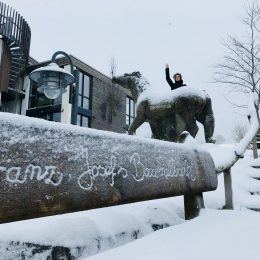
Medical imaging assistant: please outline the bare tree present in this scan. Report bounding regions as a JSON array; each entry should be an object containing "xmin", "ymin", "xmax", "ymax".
[
  {"xmin": 108, "ymin": 58, "xmax": 121, "ymax": 122},
  {"xmin": 215, "ymin": 1, "xmax": 260, "ymax": 95},
  {"xmin": 214, "ymin": 1, "xmax": 260, "ymax": 158},
  {"xmin": 110, "ymin": 57, "xmax": 117, "ymax": 79}
]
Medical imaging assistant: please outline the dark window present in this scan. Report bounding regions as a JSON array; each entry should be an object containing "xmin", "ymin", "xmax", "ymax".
[
  {"xmin": 78, "ymin": 72, "xmax": 91, "ymax": 110},
  {"xmin": 39, "ymin": 112, "xmax": 61, "ymax": 122},
  {"xmin": 126, "ymin": 97, "xmax": 135, "ymax": 129},
  {"xmin": 77, "ymin": 114, "xmax": 90, "ymax": 127},
  {"xmin": 76, "ymin": 71, "xmax": 92, "ymax": 127},
  {"xmin": 28, "ymin": 81, "xmax": 62, "ymax": 122},
  {"xmin": 29, "ymin": 81, "xmax": 62, "ymax": 108}
]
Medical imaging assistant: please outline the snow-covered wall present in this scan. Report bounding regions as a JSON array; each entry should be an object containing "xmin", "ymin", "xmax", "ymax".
[{"xmin": 0, "ymin": 112, "xmax": 217, "ymax": 223}]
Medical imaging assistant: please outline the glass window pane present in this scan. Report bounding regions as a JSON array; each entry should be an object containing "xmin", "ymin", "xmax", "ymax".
[
  {"xmin": 130, "ymin": 99, "xmax": 135, "ymax": 117},
  {"xmin": 78, "ymin": 72, "xmax": 83, "ymax": 95},
  {"xmin": 82, "ymin": 116, "xmax": 89, "ymax": 127},
  {"xmin": 37, "ymin": 95, "xmax": 52, "ymax": 107},
  {"xmin": 52, "ymin": 112, "xmax": 61, "ymax": 122},
  {"xmin": 77, "ymin": 114, "xmax": 81, "ymax": 126},
  {"xmin": 83, "ymin": 75, "xmax": 90, "ymax": 97},
  {"xmin": 126, "ymin": 98, "xmax": 130, "ymax": 115},
  {"xmin": 78, "ymin": 95, "xmax": 82, "ymax": 107},
  {"xmin": 31, "ymin": 82, "xmax": 38, "ymax": 95},
  {"xmin": 53, "ymin": 92, "xmax": 62, "ymax": 105},
  {"xmin": 83, "ymin": 97, "xmax": 89, "ymax": 110},
  {"xmin": 30, "ymin": 97, "xmax": 38, "ymax": 108}
]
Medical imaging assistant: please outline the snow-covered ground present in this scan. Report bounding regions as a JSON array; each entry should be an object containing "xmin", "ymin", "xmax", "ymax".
[
  {"xmin": 0, "ymin": 149, "xmax": 259, "ymax": 259},
  {"xmin": 87, "ymin": 210, "xmax": 260, "ymax": 260},
  {"xmin": 86, "ymin": 150, "xmax": 260, "ymax": 260}
]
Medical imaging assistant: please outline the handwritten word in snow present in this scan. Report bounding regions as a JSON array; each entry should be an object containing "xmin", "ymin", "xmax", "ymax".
[
  {"xmin": 77, "ymin": 151, "xmax": 195, "ymax": 191},
  {"xmin": 0, "ymin": 165, "xmax": 63, "ymax": 186},
  {"xmin": 130, "ymin": 153, "xmax": 195, "ymax": 182},
  {"xmin": 78, "ymin": 155, "xmax": 128, "ymax": 191}
]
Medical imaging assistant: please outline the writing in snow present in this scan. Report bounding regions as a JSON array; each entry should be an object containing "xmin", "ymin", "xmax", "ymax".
[{"xmin": 0, "ymin": 150, "xmax": 196, "ymax": 191}]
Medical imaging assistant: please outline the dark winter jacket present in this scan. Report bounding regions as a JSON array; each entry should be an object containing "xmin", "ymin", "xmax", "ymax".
[{"xmin": 165, "ymin": 68, "xmax": 186, "ymax": 90}]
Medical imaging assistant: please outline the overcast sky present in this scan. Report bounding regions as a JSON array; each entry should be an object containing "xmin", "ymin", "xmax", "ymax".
[{"xmin": 3, "ymin": 0, "xmax": 252, "ymax": 140}]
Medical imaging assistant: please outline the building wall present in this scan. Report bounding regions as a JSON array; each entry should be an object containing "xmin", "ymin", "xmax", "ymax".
[
  {"xmin": 60, "ymin": 85, "xmax": 72, "ymax": 124},
  {"xmin": 69, "ymin": 56, "xmax": 132, "ymax": 133},
  {"xmin": 0, "ymin": 39, "xmax": 2, "ymax": 68},
  {"xmin": 21, "ymin": 76, "xmax": 31, "ymax": 115},
  {"xmin": 91, "ymin": 76, "xmax": 129, "ymax": 133},
  {"xmin": 0, "ymin": 39, "xmax": 11, "ymax": 92}
]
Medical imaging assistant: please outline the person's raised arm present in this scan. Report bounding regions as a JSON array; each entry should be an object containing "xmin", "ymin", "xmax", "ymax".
[{"xmin": 165, "ymin": 64, "xmax": 174, "ymax": 89}]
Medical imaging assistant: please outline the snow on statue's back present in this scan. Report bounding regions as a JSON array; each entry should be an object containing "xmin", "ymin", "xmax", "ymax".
[
  {"xmin": 138, "ymin": 86, "xmax": 207, "ymax": 106},
  {"xmin": 129, "ymin": 86, "xmax": 215, "ymax": 143}
]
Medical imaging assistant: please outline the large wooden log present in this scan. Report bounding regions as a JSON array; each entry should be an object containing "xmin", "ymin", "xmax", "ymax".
[{"xmin": 0, "ymin": 113, "xmax": 217, "ymax": 223}]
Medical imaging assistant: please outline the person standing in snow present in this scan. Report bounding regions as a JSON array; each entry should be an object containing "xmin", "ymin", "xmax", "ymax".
[{"xmin": 165, "ymin": 63, "xmax": 186, "ymax": 90}]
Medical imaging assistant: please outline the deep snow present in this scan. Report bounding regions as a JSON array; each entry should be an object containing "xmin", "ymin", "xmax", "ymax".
[{"xmin": 86, "ymin": 209, "xmax": 260, "ymax": 260}]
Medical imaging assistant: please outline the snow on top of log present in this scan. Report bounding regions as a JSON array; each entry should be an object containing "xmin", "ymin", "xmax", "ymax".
[{"xmin": 0, "ymin": 112, "xmax": 206, "ymax": 153}]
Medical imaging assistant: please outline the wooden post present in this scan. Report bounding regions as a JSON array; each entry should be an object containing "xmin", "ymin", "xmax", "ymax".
[
  {"xmin": 223, "ymin": 168, "xmax": 233, "ymax": 209},
  {"xmin": 252, "ymin": 137, "xmax": 259, "ymax": 159},
  {"xmin": 184, "ymin": 193, "xmax": 205, "ymax": 220}
]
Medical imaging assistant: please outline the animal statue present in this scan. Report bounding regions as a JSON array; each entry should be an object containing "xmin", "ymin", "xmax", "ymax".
[
  {"xmin": 129, "ymin": 87, "xmax": 215, "ymax": 143},
  {"xmin": 113, "ymin": 72, "xmax": 215, "ymax": 143}
]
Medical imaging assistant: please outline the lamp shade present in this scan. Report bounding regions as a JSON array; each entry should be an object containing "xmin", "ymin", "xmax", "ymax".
[{"xmin": 29, "ymin": 63, "xmax": 75, "ymax": 99}]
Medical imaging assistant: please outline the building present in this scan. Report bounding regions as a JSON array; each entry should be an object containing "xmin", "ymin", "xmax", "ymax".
[
  {"xmin": 0, "ymin": 1, "xmax": 31, "ymax": 114},
  {"xmin": 24, "ymin": 55, "xmax": 135, "ymax": 133},
  {"xmin": 0, "ymin": 1, "xmax": 135, "ymax": 134}
]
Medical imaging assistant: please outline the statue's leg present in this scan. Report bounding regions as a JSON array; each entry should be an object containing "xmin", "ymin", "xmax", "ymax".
[
  {"xmin": 175, "ymin": 113, "xmax": 199, "ymax": 141},
  {"xmin": 197, "ymin": 96, "xmax": 215, "ymax": 143},
  {"xmin": 204, "ymin": 115, "xmax": 215, "ymax": 143},
  {"xmin": 128, "ymin": 102, "xmax": 148, "ymax": 135},
  {"xmin": 166, "ymin": 125, "xmax": 177, "ymax": 142},
  {"xmin": 128, "ymin": 115, "xmax": 145, "ymax": 135},
  {"xmin": 149, "ymin": 121, "xmax": 167, "ymax": 140},
  {"xmin": 175, "ymin": 114, "xmax": 187, "ymax": 139},
  {"xmin": 159, "ymin": 116, "xmax": 177, "ymax": 141},
  {"xmin": 184, "ymin": 116, "xmax": 199, "ymax": 138}
]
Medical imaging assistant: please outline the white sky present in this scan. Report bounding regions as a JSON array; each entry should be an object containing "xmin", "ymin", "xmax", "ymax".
[{"xmin": 3, "ymin": 0, "xmax": 252, "ymax": 140}]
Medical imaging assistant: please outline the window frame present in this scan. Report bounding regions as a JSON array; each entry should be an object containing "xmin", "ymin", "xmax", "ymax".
[{"xmin": 126, "ymin": 96, "xmax": 136, "ymax": 129}]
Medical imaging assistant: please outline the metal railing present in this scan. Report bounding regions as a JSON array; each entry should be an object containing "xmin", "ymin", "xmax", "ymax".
[{"xmin": 0, "ymin": 1, "xmax": 31, "ymax": 89}]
